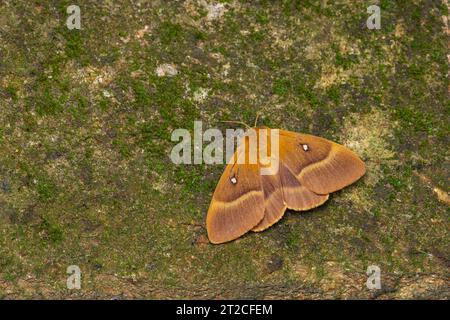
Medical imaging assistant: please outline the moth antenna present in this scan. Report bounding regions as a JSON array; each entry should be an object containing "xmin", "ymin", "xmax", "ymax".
[
  {"xmin": 254, "ymin": 113, "xmax": 260, "ymax": 128},
  {"xmin": 220, "ymin": 120, "xmax": 251, "ymax": 129}
]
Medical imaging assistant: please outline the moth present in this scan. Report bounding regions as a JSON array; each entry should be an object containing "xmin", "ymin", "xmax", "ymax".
[{"xmin": 206, "ymin": 126, "xmax": 366, "ymax": 244}]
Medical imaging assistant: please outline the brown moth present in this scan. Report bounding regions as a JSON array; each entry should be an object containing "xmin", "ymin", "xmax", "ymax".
[{"xmin": 206, "ymin": 127, "xmax": 366, "ymax": 244}]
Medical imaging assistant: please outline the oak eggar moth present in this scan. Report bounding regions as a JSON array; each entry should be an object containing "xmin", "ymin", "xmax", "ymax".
[{"xmin": 206, "ymin": 128, "xmax": 366, "ymax": 244}]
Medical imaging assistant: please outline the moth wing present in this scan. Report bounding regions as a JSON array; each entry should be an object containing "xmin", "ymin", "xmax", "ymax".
[
  {"xmin": 279, "ymin": 130, "xmax": 366, "ymax": 194},
  {"xmin": 206, "ymin": 145, "xmax": 265, "ymax": 243},
  {"xmin": 252, "ymin": 129, "xmax": 328, "ymax": 232},
  {"xmin": 251, "ymin": 162, "xmax": 329, "ymax": 232},
  {"xmin": 279, "ymin": 161, "xmax": 329, "ymax": 211},
  {"xmin": 251, "ymin": 171, "xmax": 286, "ymax": 232}
]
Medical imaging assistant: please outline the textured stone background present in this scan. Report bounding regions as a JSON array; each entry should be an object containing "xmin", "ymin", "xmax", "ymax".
[{"xmin": 0, "ymin": 0, "xmax": 448, "ymax": 299}]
